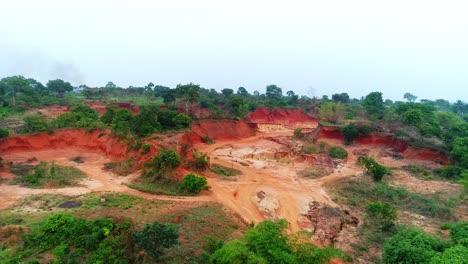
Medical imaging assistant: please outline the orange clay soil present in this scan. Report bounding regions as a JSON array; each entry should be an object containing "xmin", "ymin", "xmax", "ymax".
[{"xmin": 0, "ymin": 124, "xmax": 456, "ymax": 232}]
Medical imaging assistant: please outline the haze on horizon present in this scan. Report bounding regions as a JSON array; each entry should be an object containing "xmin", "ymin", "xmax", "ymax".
[{"xmin": 0, "ymin": 0, "xmax": 467, "ymax": 102}]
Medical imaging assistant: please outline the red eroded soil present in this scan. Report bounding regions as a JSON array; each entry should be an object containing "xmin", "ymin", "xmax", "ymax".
[
  {"xmin": 402, "ymin": 148, "xmax": 449, "ymax": 164},
  {"xmin": 317, "ymin": 126, "xmax": 344, "ymax": 141},
  {"xmin": 247, "ymin": 108, "xmax": 318, "ymax": 127},
  {"xmin": 180, "ymin": 120, "xmax": 255, "ymax": 145},
  {"xmin": 85, "ymin": 101, "xmax": 107, "ymax": 114},
  {"xmin": 316, "ymin": 126, "xmax": 448, "ymax": 163},
  {"xmin": 37, "ymin": 104, "xmax": 71, "ymax": 118},
  {"xmin": 0, "ymin": 129, "xmax": 156, "ymax": 164}
]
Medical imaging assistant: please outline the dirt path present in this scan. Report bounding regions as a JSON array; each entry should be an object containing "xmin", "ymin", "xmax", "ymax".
[{"xmin": 0, "ymin": 131, "xmax": 364, "ymax": 233}]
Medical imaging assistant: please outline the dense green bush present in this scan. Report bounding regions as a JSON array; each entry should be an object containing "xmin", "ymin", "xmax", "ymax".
[
  {"xmin": 358, "ymin": 156, "xmax": 389, "ymax": 182},
  {"xmin": 211, "ymin": 219, "xmax": 347, "ymax": 264},
  {"xmin": 367, "ymin": 202, "xmax": 396, "ymax": 231},
  {"xmin": 182, "ymin": 173, "xmax": 208, "ymax": 193},
  {"xmin": 434, "ymin": 166, "xmax": 464, "ymax": 180},
  {"xmin": 7, "ymin": 213, "xmax": 134, "ymax": 263},
  {"xmin": 341, "ymin": 123, "xmax": 360, "ymax": 145},
  {"xmin": 0, "ymin": 127, "xmax": 9, "ymax": 138},
  {"xmin": 328, "ymin": 146, "xmax": 348, "ymax": 159},
  {"xmin": 132, "ymin": 222, "xmax": 179, "ymax": 260},
  {"xmin": 172, "ymin": 113, "xmax": 192, "ymax": 129},
  {"xmin": 145, "ymin": 149, "xmax": 181, "ymax": 180},
  {"xmin": 22, "ymin": 114, "xmax": 53, "ymax": 133},
  {"xmin": 55, "ymin": 104, "xmax": 101, "ymax": 129},
  {"xmin": 383, "ymin": 223, "xmax": 468, "ymax": 264},
  {"xmin": 450, "ymin": 137, "xmax": 468, "ymax": 169},
  {"xmin": 189, "ymin": 149, "xmax": 210, "ymax": 170}
]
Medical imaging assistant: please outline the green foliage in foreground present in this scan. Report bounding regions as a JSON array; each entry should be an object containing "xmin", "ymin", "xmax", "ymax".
[
  {"xmin": 383, "ymin": 222, "xmax": 468, "ymax": 264},
  {"xmin": 3, "ymin": 213, "xmax": 134, "ymax": 264},
  {"xmin": 143, "ymin": 149, "xmax": 181, "ymax": 180},
  {"xmin": 132, "ymin": 222, "xmax": 179, "ymax": 261},
  {"xmin": 211, "ymin": 219, "xmax": 347, "ymax": 264},
  {"xmin": 13, "ymin": 161, "xmax": 85, "ymax": 188},
  {"xmin": 328, "ymin": 146, "xmax": 348, "ymax": 159},
  {"xmin": 182, "ymin": 173, "xmax": 208, "ymax": 193}
]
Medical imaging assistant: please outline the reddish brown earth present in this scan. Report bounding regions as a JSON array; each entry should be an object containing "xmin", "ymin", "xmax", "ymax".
[
  {"xmin": 247, "ymin": 107, "xmax": 319, "ymax": 128},
  {"xmin": 36, "ymin": 104, "xmax": 71, "ymax": 118},
  {"xmin": 85, "ymin": 101, "xmax": 107, "ymax": 114},
  {"xmin": 180, "ymin": 120, "xmax": 255, "ymax": 146},
  {"xmin": 316, "ymin": 126, "xmax": 449, "ymax": 164},
  {"xmin": 0, "ymin": 129, "xmax": 156, "ymax": 163}
]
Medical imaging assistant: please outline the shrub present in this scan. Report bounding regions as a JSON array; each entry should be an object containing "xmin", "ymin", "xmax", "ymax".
[
  {"xmin": 328, "ymin": 146, "xmax": 348, "ymax": 159},
  {"xmin": 132, "ymin": 222, "xmax": 179, "ymax": 260},
  {"xmin": 341, "ymin": 123, "xmax": 360, "ymax": 145},
  {"xmin": 22, "ymin": 114, "xmax": 53, "ymax": 133},
  {"xmin": 189, "ymin": 149, "xmax": 210, "ymax": 171},
  {"xmin": 293, "ymin": 128, "xmax": 302, "ymax": 138},
  {"xmin": 182, "ymin": 173, "xmax": 208, "ymax": 193},
  {"xmin": 358, "ymin": 156, "xmax": 389, "ymax": 182},
  {"xmin": 146, "ymin": 149, "xmax": 181, "ymax": 180},
  {"xmin": 367, "ymin": 202, "xmax": 396, "ymax": 231},
  {"xmin": 142, "ymin": 144, "xmax": 151, "ymax": 154},
  {"xmin": 0, "ymin": 127, "xmax": 9, "ymax": 139},
  {"xmin": 319, "ymin": 102, "xmax": 346, "ymax": 124},
  {"xmin": 172, "ymin": 113, "xmax": 192, "ymax": 129},
  {"xmin": 302, "ymin": 145, "xmax": 319, "ymax": 154},
  {"xmin": 450, "ymin": 137, "xmax": 468, "ymax": 169},
  {"xmin": 383, "ymin": 227, "xmax": 447, "ymax": 264},
  {"xmin": 434, "ymin": 166, "xmax": 464, "ymax": 180},
  {"xmin": 202, "ymin": 136, "xmax": 215, "ymax": 144}
]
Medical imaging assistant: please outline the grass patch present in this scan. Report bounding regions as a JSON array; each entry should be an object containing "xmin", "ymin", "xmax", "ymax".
[
  {"xmin": 127, "ymin": 177, "xmax": 194, "ymax": 196},
  {"xmin": 211, "ymin": 164, "xmax": 241, "ymax": 178},
  {"xmin": 329, "ymin": 178, "xmax": 455, "ymax": 221},
  {"xmin": 299, "ymin": 165, "xmax": 333, "ymax": 179},
  {"xmin": 11, "ymin": 162, "xmax": 85, "ymax": 188},
  {"xmin": 81, "ymin": 192, "xmax": 144, "ymax": 209},
  {"xmin": 103, "ymin": 159, "xmax": 134, "ymax": 176}
]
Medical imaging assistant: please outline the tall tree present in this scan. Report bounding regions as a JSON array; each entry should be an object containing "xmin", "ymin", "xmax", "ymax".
[
  {"xmin": 266, "ymin": 84, "xmax": 282, "ymax": 99},
  {"xmin": 0, "ymin": 75, "xmax": 31, "ymax": 106},
  {"xmin": 363, "ymin": 92, "xmax": 385, "ymax": 119},
  {"xmin": 175, "ymin": 83, "xmax": 201, "ymax": 113},
  {"xmin": 237, "ymin": 86, "xmax": 249, "ymax": 96},
  {"xmin": 403, "ymin": 92, "xmax": 418, "ymax": 102},
  {"xmin": 46, "ymin": 79, "xmax": 73, "ymax": 97}
]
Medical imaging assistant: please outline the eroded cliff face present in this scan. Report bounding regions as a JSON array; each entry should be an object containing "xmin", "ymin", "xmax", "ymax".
[
  {"xmin": 246, "ymin": 107, "xmax": 319, "ymax": 129},
  {"xmin": 0, "ymin": 129, "xmax": 157, "ymax": 166},
  {"xmin": 179, "ymin": 120, "xmax": 255, "ymax": 145},
  {"xmin": 316, "ymin": 126, "xmax": 449, "ymax": 164}
]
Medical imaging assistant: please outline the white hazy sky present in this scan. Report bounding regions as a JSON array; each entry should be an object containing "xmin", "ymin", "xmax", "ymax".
[{"xmin": 0, "ymin": 0, "xmax": 467, "ymax": 101}]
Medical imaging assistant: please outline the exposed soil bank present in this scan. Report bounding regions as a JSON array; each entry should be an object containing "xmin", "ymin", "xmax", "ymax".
[
  {"xmin": 0, "ymin": 129, "xmax": 154, "ymax": 163},
  {"xmin": 246, "ymin": 108, "xmax": 319, "ymax": 128},
  {"xmin": 180, "ymin": 120, "xmax": 255, "ymax": 145},
  {"xmin": 316, "ymin": 126, "xmax": 449, "ymax": 164}
]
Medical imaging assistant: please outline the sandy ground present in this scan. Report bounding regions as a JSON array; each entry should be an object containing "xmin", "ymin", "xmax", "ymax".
[{"xmin": 0, "ymin": 130, "xmax": 463, "ymax": 233}]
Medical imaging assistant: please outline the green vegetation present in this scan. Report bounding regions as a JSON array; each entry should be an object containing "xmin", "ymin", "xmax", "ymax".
[
  {"xmin": 211, "ymin": 164, "xmax": 241, "ymax": 178},
  {"xmin": 143, "ymin": 149, "xmax": 181, "ymax": 180},
  {"xmin": 330, "ymin": 179, "xmax": 455, "ymax": 221},
  {"xmin": 293, "ymin": 128, "xmax": 302, "ymax": 138},
  {"xmin": 211, "ymin": 219, "xmax": 347, "ymax": 264},
  {"xmin": 12, "ymin": 161, "xmax": 85, "ymax": 188},
  {"xmin": 358, "ymin": 156, "xmax": 390, "ymax": 182},
  {"xmin": 103, "ymin": 159, "xmax": 134, "ymax": 176},
  {"xmin": 55, "ymin": 104, "xmax": 101, "ymax": 129},
  {"xmin": 188, "ymin": 149, "xmax": 210, "ymax": 171},
  {"xmin": 383, "ymin": 223, "xmax": 468, "ymax": 264},
  {"xmin": 319, "ymin": 102, "xmax": 346, "ymax": 124},
  {"xmin": 367, "ymin": 202, "xmax": 397, "ymax": 231},
  {"xmin": 132, "ymin": 222, "xmax": 179, "ymax": 261},
  {"xmin": 0, "ymin": 127, "xmax": 9, "ymax": 139},
  {"xmin": 2, "ymin": 213, "xmax": 134, "ymax": 263},
  {"xmin": 21, "ymin": 114, "xmax": 53, "ymax": 133},
  {"xmin": 328, "ymin": 146, "xmax": 348, "ymax": 159},
  {"xmin": 182, "ymin": 173, "xmax": 208, "ymax": 193},
  {"xmin": 299, "ymin": 165, "xmax": 333, "ymax": 179}
]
